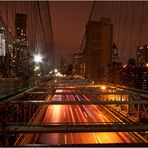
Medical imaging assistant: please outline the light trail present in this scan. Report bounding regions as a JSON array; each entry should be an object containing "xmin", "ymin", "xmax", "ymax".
[{"xmin": 17, "ymin": 87, "xmax": 138, "ymax": 145}]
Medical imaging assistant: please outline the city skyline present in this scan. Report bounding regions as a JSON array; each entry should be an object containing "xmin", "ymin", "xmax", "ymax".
[
  {"xmin": 50, "ymin": 1, "xmax": 148, "ymax": 65},
  {"xmin": 1, "ymin": 1, "xmax": 148, "ymax": 66},
  {"xmin": 0, "ymin": 1, "xmax": 147, "ymax": 146}
]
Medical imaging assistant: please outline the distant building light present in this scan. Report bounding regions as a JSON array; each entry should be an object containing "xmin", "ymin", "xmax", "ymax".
[
  {"xmin": 139, "ymin": 46, "xmax": 144, "ymax": 49},
  {"xmin": 34, "ymin": 66, "xmax": 39, "ymax": 70},
  {"xmin": 54, "ymin": 69, "xmax": 58, "ymax": 73},
  {"xmin": 123, "ymin": 64, "xmax": 127, "ymax": 68},
  {"xmin": 101, "ymin": 86, "xmax": 106, "ymax": 90},
  {"xmin": 146, "ymin": 63, "xmax": 148, "ymax": 67}
]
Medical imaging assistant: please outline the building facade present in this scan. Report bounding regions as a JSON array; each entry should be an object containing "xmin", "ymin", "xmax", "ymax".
[
  {"xmin": 137, "ymin": 45, "xmax": 148, "ymax": 67},
  {"xmin": 108, "ymin": 62, "xmax": 123, "ymax": 84},
  {"xmin": 73, "ymin": 53, "xmax": 85, "ymax": 78},
  {"xmin": 112, "ymin": 43, "xmax": 119, "ymax": 63},
  {"xmin": 123, "ymin": 58, "xmax": 136, "ymax": 88},
  {"xmin": 85, "ymin": 18, "xmax": 113, "ymax": 82},
  {"xmin": 134, "ymin": 67, "xmax": 148, "ymax": 90},
  {"xmin": 0, "ymin": 27, "xmax": 5, "ymax": 56},
  {"xmin": 15, "ymin": 13, "xmax": 29, "ymax": 78},
  {"xmin": 0, "ymin": 27, "xmax": 6, "ymax": 77}
]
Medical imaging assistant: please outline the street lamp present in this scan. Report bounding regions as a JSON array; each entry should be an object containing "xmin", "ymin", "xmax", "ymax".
[
  {"xmin": 33, "ymin": 54, "xmax": 43, "ymax": 85},
  {"xmin": 34, "ymin": 54, "xmax": 43, "ymax": 63},
  {"xmin": 100, "ymin": 85, "xmax": 106, "ymax": 90}
]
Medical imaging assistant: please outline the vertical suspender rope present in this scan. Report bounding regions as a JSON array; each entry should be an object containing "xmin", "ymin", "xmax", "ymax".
[{"xmin": 79, "ymin": 1, "xmax": 96, "ymax": 53}]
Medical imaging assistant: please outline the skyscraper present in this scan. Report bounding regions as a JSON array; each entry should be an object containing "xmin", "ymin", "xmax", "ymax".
[
  {"xmin": 0, "ymin": 27, "xmax": 5, "ymax": 56},
  {"xmin": 0, "ymin": 27, "xmax": 6, "ymax": 77},
  {"xmin": 15, "ymin": 13, "xmax": 28, "ymax": 78},
  {"xmin": 85, "ymin": 18, "xmax": 113, "ymax": 82},
  {"xmin": 137, "ymin": 45, "xmax": 148, "ymax": 67},
  {"xmin": 73, "ymin": 53, "xmax": 85, "ymax": 77},
  {"xmin": 112, "ymin": 43, "xmax": 119, "ymax": 63}
]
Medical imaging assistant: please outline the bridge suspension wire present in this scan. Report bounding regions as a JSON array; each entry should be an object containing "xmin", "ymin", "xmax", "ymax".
[
  {"xmin": 47, "ymin": 1, "xmax": 55, "ymax": 67},
  {"xmin": 0, "ymin": 12, "xmax": 15, "ymax": 42},
  {"xmin": 47, "ymin": 2, "xmax": 54, "ymax": 49},
  {"xmin": 79, "ymin": 1, "xmax": 96, "ymax": 53},
  {"xmin": 27, "ymin": 2, "xmax": 35, "ymax": 54},
  {"xmin": 138, "ymin": 1, "xmax": 144, "ymax": 46},
  {"xmin": 105, "ymin": 1, "xmax": 111, "ymax": 18},
  {"xmin": 0, "ymin": 1, "xmax": 55, "ymax": 78},
  {"xmin": 135, "ymin": 1, "xmax": 148, "ymax": 46},
  {"xmin": 116, "ymin": 1, "xmax": 123, "ymax": 48},
  {"xmin": 129, "ymin": 2, "xmax": 135, "ymax": 58},
  {"xmin": 36, "ymin": 1, "xmax": 48, "ymax": 54},
  {"xmin": 121, "ymin": 2, "xmax": 136, "ymax": 59},
  {"xmin": 121, "ymin": 2, "xmax": 130, "ymax": 50}
]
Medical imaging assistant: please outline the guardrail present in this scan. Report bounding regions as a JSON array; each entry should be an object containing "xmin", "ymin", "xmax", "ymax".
[
  {"xmin": 0, "ymin": 122, "xmax": 148, "ymax": 133},
  {"xmin": 3, "ymin": 100, "xmax": 148, "ymax": 105},
  {"xmin": 0, "ymin": 78, "xmax": 34, "ymax": 99},
  {"xmin": 26, "ymin": 91, "xmax": 129, "ymax": 95}
]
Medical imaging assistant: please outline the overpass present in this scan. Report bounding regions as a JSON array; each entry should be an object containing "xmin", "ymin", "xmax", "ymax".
[{"xmin": 0, "ymin": 78, "xmax": 148, "ymax": 146}]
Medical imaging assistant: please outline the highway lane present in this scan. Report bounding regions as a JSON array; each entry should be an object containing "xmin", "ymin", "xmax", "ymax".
[
  {"xmin": 15, "ymin": 87, "xmax": 137, "ymax": 145},
  {"xmin": 35, "ymin": 88, "xmax": 134, "ymax": 145}
]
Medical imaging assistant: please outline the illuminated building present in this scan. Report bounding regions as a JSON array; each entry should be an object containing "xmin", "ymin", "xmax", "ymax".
[
  {"xmin": 0, "ymin": 27, "xmax": 5, "ymax": 56},
  {"xmin": 107, "ymin": 43, "xmax": 122, "ymax": 84},
  {"xmin": 112, "ymin": 43, "xmax": 119, "ymax": 63},
  {"xmin": 15, "ymin": 13, "xmax": 28, "ymax": 78},
  {"xmin": 134, "ymin": 67, "xmax": 148, "ymax": 90},
  {"xmin": 108, "ymin": 62, "xmax": 123, "ymax": 84},
  {"xmin": 137, "ymin": 45, "xmax": 148, "ymax": 67},
  {"xmin": 59, "ymin": 57, "xmax": 67, "ymax": 74},
  {"xmin": 134, "ymin": 45, "xmax": 148, "ymax": 90},
  {"xmin": 122, "ymin": 56, "xmax": 148, "ymax": 90},
  {"xmin": 0, "ymin": 27, "xmax": 6, "ymax": 77},
  {"xmin": 9, "ymin": 44, "xmax": 17, "ymax": 77},
  {"xmin": 123, "ymin": 58, "xmax": 136, "ymax": 88},
  {"xmin": 73, "ymin": 53, "xmax": 85, "ymax": 77},
  {"xmin": 85, "ymin": 18, "xmax": 113, "ymax": 82}
]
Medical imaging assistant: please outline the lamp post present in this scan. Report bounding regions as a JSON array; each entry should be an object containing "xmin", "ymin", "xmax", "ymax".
[{"xmin": 33, "ymin": 54, "xmax": 42, "ymax": 85}]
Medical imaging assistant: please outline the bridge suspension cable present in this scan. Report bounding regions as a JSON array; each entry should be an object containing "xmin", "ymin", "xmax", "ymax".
[{"xmin": 79, "ymin": 1, "xmax": 96, "ymax": 53}]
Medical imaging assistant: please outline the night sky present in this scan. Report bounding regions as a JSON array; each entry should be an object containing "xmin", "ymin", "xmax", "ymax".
[
  {"xmin": 0, "ymin": 1, "xmax": 148, "ymax": 67},
  {"xmin": 49, "ymin": 1, "xmax": 92, "ymax": 66},
  {"xmin": 49, "ymin": 1, "xmax": 148, "ymax": 66}
]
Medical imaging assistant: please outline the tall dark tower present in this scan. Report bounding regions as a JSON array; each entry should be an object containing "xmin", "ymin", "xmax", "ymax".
[
  {"xmin": 15, "ymin": 13, "xmax": 28, "ymax": 78},
  {"xmin": 15, "ymin": 13, "xmax": 27, "ymax": 39},
  {"xmin": 85, "ymin": 18, "xmax": 113, "ymax": 82}
]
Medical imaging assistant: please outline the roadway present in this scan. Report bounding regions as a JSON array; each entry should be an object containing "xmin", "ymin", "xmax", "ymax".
[{"xmin": 17, "ymin": 86, "xmax": 137, "ymax": 145}]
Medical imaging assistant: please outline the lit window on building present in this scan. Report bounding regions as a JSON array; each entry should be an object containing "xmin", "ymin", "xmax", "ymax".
[
  {"xmin": 0, "ymin": 28, "xmax": 6, "ymax": 56},
  {"xmin": 139, "ymin": 46, "xmax": 144, "ymax": 49}
]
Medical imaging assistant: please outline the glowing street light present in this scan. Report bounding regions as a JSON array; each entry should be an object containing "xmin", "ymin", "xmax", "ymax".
[
  {"xmin": 34, "ymin": 66, "xmax": 39, "ymax": 71},
  {"xmin": 33, "ymin": 54, "xmax": 43, "ymax": 85},
  {"xmin": 34, "ymin": 54, "xmax": 43, "ymax": 63},
  {"xmin": 54, "ymin": 68, "xmax": 58, "ymax": 73},
  {"xmin": 101, "ymin": 85, "xmax": 106, "ymax": 90}
]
